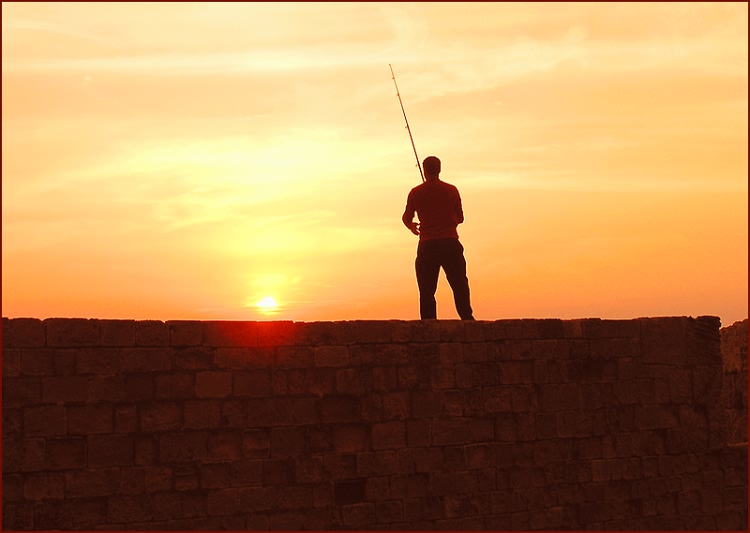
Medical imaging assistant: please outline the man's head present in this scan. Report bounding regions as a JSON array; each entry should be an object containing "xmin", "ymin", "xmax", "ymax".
[{"xmin": 423, "ymin": 156, "xmax": 441, "ymax": 180}]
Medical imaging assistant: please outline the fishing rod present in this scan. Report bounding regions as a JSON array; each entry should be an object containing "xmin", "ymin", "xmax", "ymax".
[{"xmin": 389, "ymin": 64, "xmax": 425, "ymax": 182}]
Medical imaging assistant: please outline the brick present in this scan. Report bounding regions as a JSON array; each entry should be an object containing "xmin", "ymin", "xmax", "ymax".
[
  {"xmin": 612, "ymin": 338, "xmax": 641, "ymax": 358},
  {"xmin": 406, "ymin": 419, "xmax": 431, "ymax": 448},
  {"xmin": 150, "ymin": 491, "xmax": 183, "ymax": 521},
  {"xmin": 65, "ymin": 468, "xmax": 120, "ymax": 498},
  {"xmin": 68, "ymin": 404, "xmax": 114, "ymax": 434},
  {"xmin": 166, "ymin": 320, "xmax": 202, "ymax": 346},
  {"xmin": 456, "ymin": 363, "xmax": 495, "ymax": 387},
  {"xmin": 336, "ymin": 367, "xmax": 373, "ymax": 394},
  {"xmin": 411, "ymin": 390, "xmax": 443, "ymax": 418},
  {"xmin": 563, "ymin": 320, "xmax": 584, "ymax": 338},
  {"xmin": 227, "ymin": 459, "xmax": 261, "ymax": 487},
  {"xmin": 126, "ymin": 373, "xmax": 154, "ymax": 401},
  {"xmin": 175, "ymin": 346, "xmax": 214, "ymax": 369},
  {"xmin": 465, "ymin": 443, "xmax": 490, "ymax": 469},
  {"xmin": 23, "ymin": 471, "xmax": 65, "ymax": 500},
  {"xmin": 133, "ymin": 435, "xmax": 155, "ymax": 466},
  {"xmin": 415, "ymin": 448, "xmax": 445, "ymax": 473},
  {"xmin": 3, "ymin": 318, "xmax": 45, "ymax": 348},
  {"xmin": 140, "ymin": 402, "xmax": 181, "ymax": 431},
  {"xmin": 3, "ymin": 438, "xmax": 46, "ymax": 472},
  {"xmin": 200, "ymin": 462, "xmax": 231, "ymax": 488},
  {"xmin": 320, "ymin": 395, "xmax": 360, "ymax": 423},
  {"xmin": 332, "ymin": 424, "xmax": 369, "ymax": 452},
  {"xmin": 3, "ymin": 473, "xmax": 23, "ymax": 501},
  {"xmin": 215, "ymin": 347, "xmax": 252, "ymax": 369},
  {"xmin": 366, "ymin": 476, "xmax": 391, "ymax": 502},
  {"xmin": 120, "ymin": 348, "xmax": 170, "ymax": 372},
  {"xmin": 391, "ymin": 320, "xmax": 441, "ymax": 343},
  {"xmin": 535, "ymin": 319, "xmax": 563, "ymax": 339},
  {"xmin": 183, "ymin": 400, "xmax": 220, "ymax": 429},
  {"xmin": 87, "ymin": 375, "xmax": 125, "ymax": 402},
  {"xmin": 203, "ymin": 321, "xmax": 258, "ymax": 347},
  {"xmin": 196, "ymin": 371, "xmax": 232, "ymax": 398},
  {"xmin": 88, "ymin": 434, "xmax": 134, "ymax": 467},
  {"xmin": 100, "ymin": 320, "xmax": 136, "ymax": 346},
  {"xmin": 371, "ymin": 421, "xmax": 405, "ymax": 450},
  {"xmin": 464, "ymin": 342, "xmax": 489, "ymax": 363},
  {"xmin": 295, "ymin": 456, "xmax": 323, "ymax": 483},
  {"xmin": 301, "ymin": 368, "xmax": 335, "ymax": 396},
  {"xmin": 439, "ymin": 342, "xmax": 463, "ymax": 363},
  {"xmin": 208, "ymin": 430, "xmax": 242, "ymax": 461},
  {"xmin": 45, "ymin": 437, "xmax": 86, "ymax": 470},
  {"xmin": 153, "ymin": 372, "xmax": 194, "ymax": 399},
  {"xmin": 342, "ymin": 502, "xmax": 375, "ymax": 527},
  {"xmin": 277, "ymin": 485, "xmax": 315, "ymax": 510},
  {"xmin": 539, "ymin": 383, "xmax": 580, "ymax": 411},
  {"xmin": 270, "ymin": 427, "xmax": 305, "ymax": 457},
  {"xmin": 75, "ymin": 348, "xmax": 120, "ymax": 374},
  {"xmin": 246, "ymin": 397, "xmax": 292, "ymax": 426},
  {"xmin": 276, "ymin": 346, "xmax": 313, "ymax": 368},
  {"xmin": 46, "ymin": 318, "xmax": 100, "ymax": 347},
  {"xmin": 294, "ymin": 321, "xmax": 339, "ymax": 346},
  {"xmin": 3, "ymin": 348, "xmax": 22, "ymax": 378},
  {"xmin": 42, "ymin": 375, "xmax": 89, "ymax": 403},
  {"xmin": 133, "ymin": 320, "xmax": 168, "ymax": 346},
  {"xmin": 119, "ymin": 466, "xmax": 146, "ymax": 494},
  {"xmin": 642, "ymin": 317, "xmax": 688, "ymax": 365},
  {"xmin": 257, "ymin": 321, "xmax": 297, "ymax": 347},
  {"xmin": 497, "ymin": 360, "xmax": 534, "ymax": 384},
  {"xmin": 569, "ymin": 339, "xmax": 591, "ymax": 358},
  {"xmin": 24, "ymin": 405, "xmax": 66, "ymax": 436},
  {"xmin": 590, "ymin": 338, "xmax": 614, "ymax": 358},
  {"xmin": 484, "ymin": 386, "xmax": 512, "ymax": 414},
  {"xmin": 372, "ymin": 367, "xmax": 398, "ymax": 393},
  {"xmin": 263, "ymin": 458, "xmax": 294, "ymax": 485},
  {"xmin": 20, "ymin": 349, "xmax": 54, "ymax": 375},
  {"xmin": 227, "ymin": 397, "xmax": 254, "ymax": 426},
  {"xmin": 107, "ymin": 495, "xmax": 153, "ymax": 524},
  {"xmin": 159, "ymin": 432, "xmax": 208, "ymax": 462},
  {"xmin": 2, "ymin": 502, "xmax": 35, "ymax": 530},
  {"xmin": 314, "ymin": 345, "xmax": 349, "ymax": 367},
  {"xmin": 242, "ymin": 428, "xmax": 270, "ymax": 458},
  {"xmin": 207, "ymin": 488, "xmax": 239, "ymax": 516},
  {"xmin": 234, "ymin": 370, "xmax": 272, "ymax": 397},
  {"xmin": 350, "ymin": 320, "xmax": 391, "ymax": 343},
  {"xmin": 320, "ymin": 453, "xmax": 355, "ymax": 479},
  {"xmin": 429, "ymin": 471, "xmax": 478, "ymax": 496},
  {"xmin": 3, "ymin": 409, "xmax": 21, "ymax": 439},
  {"xmin": 357, "ymin": 451, "xmax": 399, "ymax": 476},
  {"xmin": 174, "ymin": 464, "xmax": 200, "ymax": 491},
  {"xmin": 115, "ymin": 406, "xmax": 138, "ymax": 435}
]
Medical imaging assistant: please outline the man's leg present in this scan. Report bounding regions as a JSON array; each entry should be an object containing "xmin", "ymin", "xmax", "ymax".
[
  {"xmin": 415, "ymin": 242, "xmax": 441, "ymax": 319},
  {"xmin": 443, "ymin": 239, "xmax": 474, "ymax": 320}
]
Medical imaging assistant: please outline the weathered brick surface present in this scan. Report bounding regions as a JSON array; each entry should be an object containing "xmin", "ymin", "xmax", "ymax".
[
  {"xmin": 1, "ymin": 316, "xmax": 745, "ymax": 530},
  {"xmin": 719, "ymin": 319, "xmax": 748, "ymax": 445}
]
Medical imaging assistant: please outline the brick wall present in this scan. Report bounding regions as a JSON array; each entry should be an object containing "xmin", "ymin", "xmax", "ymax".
[
  {"xmin": 2, "ymin": 316, "xmax": 747, "ymax": 530},
  {"xmin": 720, "ymin": 319, "xmax": 748, "ymax": 445}
]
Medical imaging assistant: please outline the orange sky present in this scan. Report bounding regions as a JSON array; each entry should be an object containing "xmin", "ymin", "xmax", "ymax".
[{"xmin": 2, "ymin": 2, "xmax": 748, "ymax": 324}]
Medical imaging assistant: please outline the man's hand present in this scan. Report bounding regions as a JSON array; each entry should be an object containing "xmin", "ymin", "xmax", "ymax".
[{"xmin": 408, "ymin": 222, "xmax": 420, "ymax": 236}]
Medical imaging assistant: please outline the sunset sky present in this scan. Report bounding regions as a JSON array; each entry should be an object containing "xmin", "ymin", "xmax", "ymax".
[{"xmin": 2, "ymin": 2, "xmax": 748, "ymax": 324}]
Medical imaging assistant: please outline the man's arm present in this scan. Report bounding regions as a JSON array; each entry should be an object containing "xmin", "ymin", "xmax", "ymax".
[
  {"xmin": 454, "ymin": 188, "xmax": 465, "ymax": 225},
  {"xmin": 402, "ymin": 193, "xmax": 420, "ymax": 236}
]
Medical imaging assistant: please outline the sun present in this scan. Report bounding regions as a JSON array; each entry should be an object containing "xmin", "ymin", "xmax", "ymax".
[{"xmin": 256, "ymin": 296, "xmax": 279, "ymax": 314}]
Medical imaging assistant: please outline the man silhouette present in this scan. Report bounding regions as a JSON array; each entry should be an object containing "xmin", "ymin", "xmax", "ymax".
[{"xmin": 402, "ymin": 156, "xmax": 475, "ymax": 320}]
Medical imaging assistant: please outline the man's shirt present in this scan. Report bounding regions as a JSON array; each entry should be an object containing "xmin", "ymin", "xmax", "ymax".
[{"xmin": 402, "ymin": 179, "xmax": 464, "ymax": 242}]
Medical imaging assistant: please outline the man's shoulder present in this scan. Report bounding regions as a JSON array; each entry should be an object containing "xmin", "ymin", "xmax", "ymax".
[{"xmin": 437, "ymin": 180, "xmax": 460, "ymax": 193}]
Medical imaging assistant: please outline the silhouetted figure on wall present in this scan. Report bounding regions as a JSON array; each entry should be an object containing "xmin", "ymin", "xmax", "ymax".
[{"xmin": 402, "ymin": 156, "xmax": 475, "ymax": 320}]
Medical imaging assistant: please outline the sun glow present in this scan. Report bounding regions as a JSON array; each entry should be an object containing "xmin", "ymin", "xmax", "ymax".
[{"xmin": 256, "ymin": 296, "xmax": 279, "ymax": 314}]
